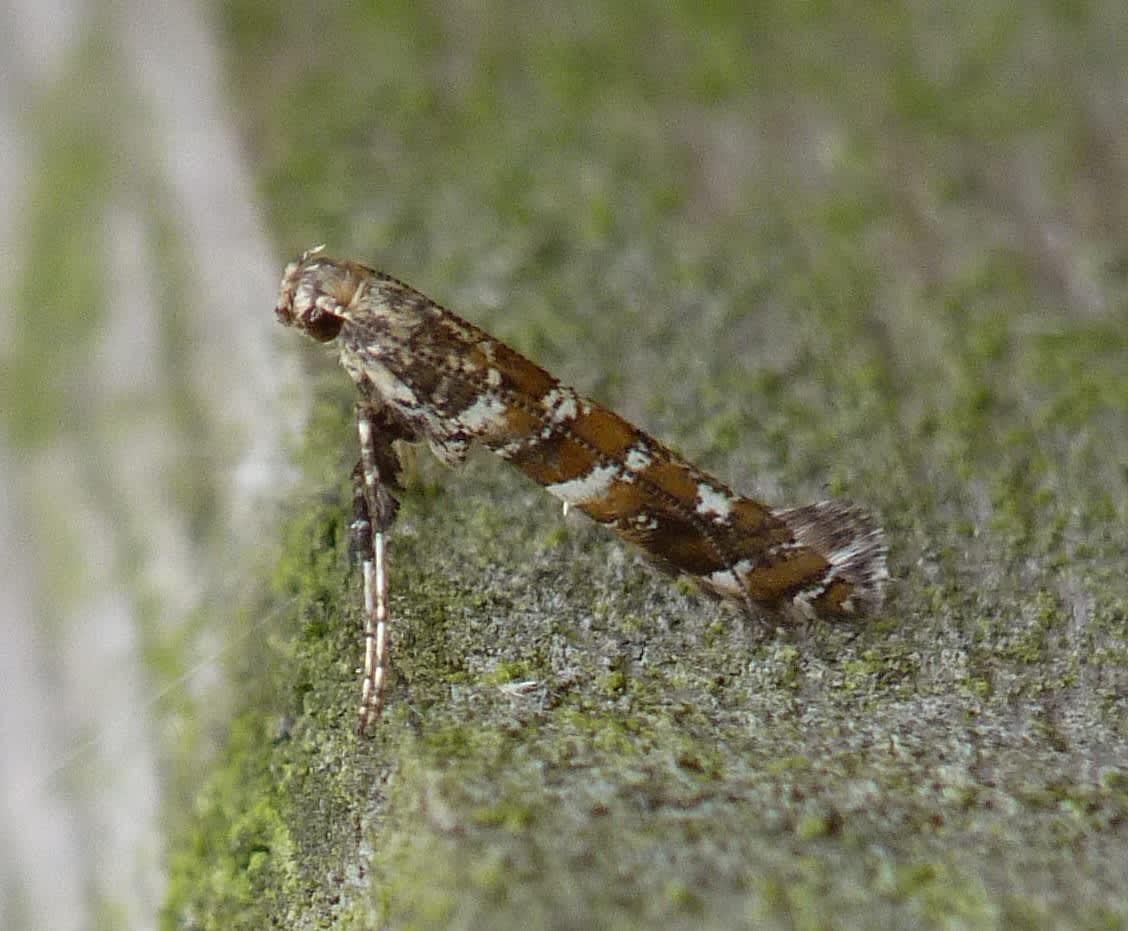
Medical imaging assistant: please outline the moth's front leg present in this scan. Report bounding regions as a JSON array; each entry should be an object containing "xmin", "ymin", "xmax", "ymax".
[{"xmin": 351, "ymin": 404, "xmax": 410, "ymax": 734}]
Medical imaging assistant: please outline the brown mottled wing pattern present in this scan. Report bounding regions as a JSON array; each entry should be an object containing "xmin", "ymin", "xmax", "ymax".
[{"xmin": 276, "ymin": 251, "xmax": 887, "ymax": 621}]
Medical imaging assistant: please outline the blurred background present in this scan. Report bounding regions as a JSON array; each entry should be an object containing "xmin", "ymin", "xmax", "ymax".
[
  {"xmin": 2, "ymin": 0, "xmax": 1127, "ymax": 928},
  {"xmin": 0, "ymin": 1, "xmax": 300, "ymax": 927}
]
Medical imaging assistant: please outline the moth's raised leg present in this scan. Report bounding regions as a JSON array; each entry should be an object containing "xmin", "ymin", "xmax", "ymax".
[{"xmin": 351, "ymin": 404, "xmax": 408, "ymax": 735}]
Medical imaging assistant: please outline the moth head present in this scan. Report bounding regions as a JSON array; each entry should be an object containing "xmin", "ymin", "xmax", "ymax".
[{"xmin": 275, "ymin": 245, "xmax": 345, "ymax": 342}]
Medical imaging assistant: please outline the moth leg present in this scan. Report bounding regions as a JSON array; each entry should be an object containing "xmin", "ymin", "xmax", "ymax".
[{"xmin": 351, "ymin": 404, "xmax": 406, "ymax": 735}]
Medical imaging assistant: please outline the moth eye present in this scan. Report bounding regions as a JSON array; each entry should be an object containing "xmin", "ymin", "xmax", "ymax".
[{"xmin": 306, "ymin": 307, "xmax": 344, "ymax": 342}]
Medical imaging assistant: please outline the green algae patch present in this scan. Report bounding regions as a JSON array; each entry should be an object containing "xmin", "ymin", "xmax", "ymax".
[{"xmin": 163, "ymin": 711, "xmax": 296, "ymax": 928}]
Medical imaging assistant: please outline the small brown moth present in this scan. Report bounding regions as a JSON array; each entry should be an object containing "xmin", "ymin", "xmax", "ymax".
[{"xmin": 275, "ymin": 247, "xmax": 887, "ymax": 731}]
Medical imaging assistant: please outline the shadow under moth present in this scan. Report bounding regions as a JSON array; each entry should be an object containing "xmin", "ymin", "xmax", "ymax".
[{"xmin": 275, "ymin": 247, "xmax": 887, "ymax": 731}]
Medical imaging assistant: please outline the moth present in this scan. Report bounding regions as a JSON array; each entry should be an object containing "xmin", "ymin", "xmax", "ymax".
[{"xmin": 275, "ymin": 247, "xmax": 887, "ymax": 731}]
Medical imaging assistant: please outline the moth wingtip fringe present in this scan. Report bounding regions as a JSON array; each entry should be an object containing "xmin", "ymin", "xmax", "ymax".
[{"xmin": 775, "ymin": 500, "xmax": 889, "ymax": 614}]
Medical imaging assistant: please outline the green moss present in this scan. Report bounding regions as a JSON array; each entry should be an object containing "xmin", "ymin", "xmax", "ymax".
[
  {"xmin": 164, "ymin": 713, "xmax": 290, "ymax": 927},
  {"xmin": 795, "ymin": 810, "xmax": 842, "ymax": 841},
  {"xmin": 480, "ymin": 658, "xmax": 542, "ymax": 687}
]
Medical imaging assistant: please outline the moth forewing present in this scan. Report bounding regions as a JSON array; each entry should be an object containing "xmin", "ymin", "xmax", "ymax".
[{"xmin": 275, "ymin": 249, "xmax": 888, "ymax": 729}]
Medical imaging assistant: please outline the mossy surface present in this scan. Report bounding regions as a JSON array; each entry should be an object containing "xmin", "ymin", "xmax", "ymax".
[{"xmin": 165, "ymin": 2, "xmax": 1128, "ymax": 927}]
